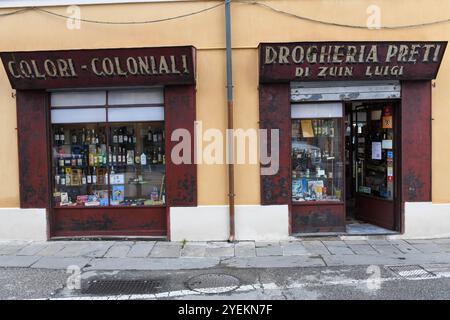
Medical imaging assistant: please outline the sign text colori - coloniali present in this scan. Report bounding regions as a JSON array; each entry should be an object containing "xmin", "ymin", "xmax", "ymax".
[
  {"xmin": 0, "ymin": 46, "xmax": 196, "ymax": 89},
  {"xmin": 259, "ymin": 42, "xmax": 447, "ymax": 82}
]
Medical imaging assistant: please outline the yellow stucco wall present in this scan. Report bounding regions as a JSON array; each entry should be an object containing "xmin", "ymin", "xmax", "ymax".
[{"xmin": 0, "ymin": 0, "xmax": 449, "ymax": 207}]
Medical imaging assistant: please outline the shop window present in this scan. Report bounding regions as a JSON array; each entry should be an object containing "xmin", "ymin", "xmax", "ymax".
[
  {"xmin": 51, "ymin": 89, "xmax": 166, "ymax": 208},
  {"xmin": 291, "ymin": 103, "xmax": 344, "ymax": 203}
]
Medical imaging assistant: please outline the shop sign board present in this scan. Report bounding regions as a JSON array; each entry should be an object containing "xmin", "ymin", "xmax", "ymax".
[
  {"xmin": 259, "ymin": 42, "xmax": 447, "ymax": 82},
  {"xmin": 1, "ymin": 46, "xmax": 196, "ymax": 89}
]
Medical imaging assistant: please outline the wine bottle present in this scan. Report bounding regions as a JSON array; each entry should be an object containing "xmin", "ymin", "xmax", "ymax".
[
  {"xmin": 118, "ymin": 127, "xmax": 123, "ymax": 143},
  {"xmin": 82, "ymin": 170, "xmax": 87, "ymax": 185},
  {"xmin": 60, "ymin": 127, "xmax": 65, "ymax": 145},
  {"xmin": 92, "ymin": 167, "xmax": 97, "ymax": 184},
  {"xmin": 87, "ymin": 168, "xmax": 92, "ymax": 184},
  {"xmin": 54, "ymin": 128, "xmax": 60, "ymax": 145},
  {"xmin": 113, "ymin": 128, "xmax": 118, "ymax": 144},
  {"xmin": 147, "ymin": 126, "xmax": 153, "ymax": 142},
  {"xmin": 124, "ymin": 127, "xmax": 128, "ymax": 143}
]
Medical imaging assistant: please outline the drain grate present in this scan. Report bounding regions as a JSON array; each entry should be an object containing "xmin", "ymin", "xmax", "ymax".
[
  {"xmin": 82, "ymin": 279, "xmax": 163, "ymax": 295},
  {"xmin": 186, "ymin": 274, "xmax": 241, "ymax": 294},
  {"xmin": 388, "ymin": 265, "xmax": 436, "ymax": 279}
]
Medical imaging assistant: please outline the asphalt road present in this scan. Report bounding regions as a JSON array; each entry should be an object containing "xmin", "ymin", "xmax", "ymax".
[{"xmin": 1, "ymin": 264, "xmax": 450, "ymax": 300}]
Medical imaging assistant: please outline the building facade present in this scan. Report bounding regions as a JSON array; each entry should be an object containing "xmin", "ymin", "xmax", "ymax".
[{"xmin": 0, "ymin": 0, "xmax": 449, "ymax": 241}]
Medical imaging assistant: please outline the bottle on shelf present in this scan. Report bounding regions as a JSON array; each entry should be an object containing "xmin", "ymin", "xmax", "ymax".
[
  {"xmin": 113, "ymin": 128, "xmax": 118, "ymax": 144},
  {"xmin": 118, "ymin": 127, "xmax": 124, "ymax": 144},
  {"xmin": 60, "ymin": 169, "xmax": 66, "ymax": 186},
  {"xmin": 54, "ymin": 128, "xmax": 60, "ymax": 145},
  {"xmin": 60, "ymin": 127, "xmax": 65, "ymax": 145},
  {"xmin": 147, "ymin": 126, "xmax": 153, "ymax": 142},
  {"xmin": 81, "ymin": 170, "xmax": 87, "ymax": 185},
  {"xmin": 152, "ymin": 149, "xmax": 158, "ymax": 164},
  {"xmin": 112, "ymin": 147, "xmax": 117, "ymax": 165},
  {"xmin": 124, "ymin": 127, "xmax": 128, "ymax": 143},
  {"xmin": 87, "ymin": 168, "xmax": 92, "ymax": 184},
  {"xmin": 72, "ymin": 129, "xmax": 77, "ymax": 144},
  {"xmin": 92, "ymin": 167, "xmax": 97, "ymax": 184},
  {"xmin": 141, "ymin": 152, "xmax": 147, "ymax": 166},
  {"xmin": 157, "ymin": 147, "xmax": 162, "ymax": 163}
]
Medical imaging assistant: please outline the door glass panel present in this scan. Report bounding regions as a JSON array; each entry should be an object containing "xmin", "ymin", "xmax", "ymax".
[
  {"xmin": 292, "ymin": 118, "xmax": 344, "ymax": 202},
  {"xmin": 355, "ymin": 104, "xmax": 395, "ymax": 200}
]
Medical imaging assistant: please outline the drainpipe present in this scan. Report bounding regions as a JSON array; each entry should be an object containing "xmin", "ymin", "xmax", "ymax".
[{"xmin": 225, "ymin": 0, "xmax": 235, "ymax": 242}]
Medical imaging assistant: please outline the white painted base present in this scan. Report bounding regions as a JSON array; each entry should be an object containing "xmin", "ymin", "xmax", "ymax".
[
  {"xmin": 170, "ymin": 205, "xmax": 289, "ymax": 241},
  {"xmin": 390, "ymin": 202, "xmax": 450, "ymax": 239},
  {"xmin": 0, "ymin": 208, "xmax": 47, "ymax": 241}
]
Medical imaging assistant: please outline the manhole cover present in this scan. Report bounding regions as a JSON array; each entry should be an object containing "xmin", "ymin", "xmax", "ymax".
[
  {"xmin": 82, "ymin": 279, "xmax": 163, "ymax": 295},
  {"xmin": 186, "ymin": 274, "xmax": 241, "ymax": 294},
  {"xmin": 388, "ymin": 265, "xmax": 436, "ymax": 279}
]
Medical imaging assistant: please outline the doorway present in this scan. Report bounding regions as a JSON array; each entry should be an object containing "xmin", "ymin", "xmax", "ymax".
[{"xmin": 345, "ymin": 101, "xmax": 400, "ymax": 234}]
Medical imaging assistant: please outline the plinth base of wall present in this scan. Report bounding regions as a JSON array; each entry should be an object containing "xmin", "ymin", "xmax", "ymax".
[
  {"xmin": 0, "ymin": 208, "xmax": 47, "ymax": 241},
  {"xmin": 170, "ymin": 205, "xmax": 290, "ymax": 241}
]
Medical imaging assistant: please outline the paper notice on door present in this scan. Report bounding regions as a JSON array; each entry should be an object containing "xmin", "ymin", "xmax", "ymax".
[
  {"xmin": 382, "ymin": 139, "xmax": 393, "ymax": 149},
  {"xmin": 301, "ymin": 120, "xmax": 314, "ymax": 137},
  {"xmin": 372, "ymin": 142, "xmax": 382, "ymax": 160}
]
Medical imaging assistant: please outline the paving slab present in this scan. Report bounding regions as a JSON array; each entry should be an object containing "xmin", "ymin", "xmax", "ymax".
[
  {"xmin": 410, "ymin": 243, "xmax": 444, "ymax": 254},
  {"xmin": 105, "ymin": 243, "xmax": 132, "ymax": 258},
  {"xmin": 0, "ymin": 244, "xmax": 29, "ymax": 255},
  {"xmin": 222, "ymin": 255, "xmax": 325, "ymax": 268},
  {"xmin": 127, "ymin": 242, "xmax": 156, "ymax": 258},
  {"xmin": 281, "ymin": 242, "xmax": 309, "ymax": 256},
  {"xmin": 366, "ymin": 239, "xmax": 392, "ymax": 245},
  {"xmin": 36, "ymin": 243, "xmax": 66, "ymax": 256},
  {"xmin": 343, "ymin": 240, "xmax": 370, "ymax": 245},
  {"xmin": 255, "ymin": 243, "xmax": 282, "ymax": 257},
  {"xmin": 31, "ymin": 257, "xmax": 91, "ymax": 270},
  {"xmin": 150, "ymin": 243, "xmax": 181, "ymax": 258},
  {"xmin": 347, "ymin": 244, "xmax": 379, "ymax": 255},
  {"xmin": 325, "ymin": 245, "xmax": 355, "ymax": 255},
  {"xmin": 371, "ymin": 244, "xmax": 403, "ymax": 255},
  {"xmin": 436, "ymin": 243, "xmax": 450, "ymax": 252},
  {"xmin": 0, "ymin": 255, "xmax": 40, "ymax": 268},
  {"xmin": 433, "ymin": 238, "xmax": 450, "ymax": 244},
  {"xmin": 15, "ymin": 243, "xmax": 48, "ymax": 256},
  {"xmin": 53, "ymin": 242, "xmax": 114, "ymax": 258},
  {"xmin": 322, "ymin": 240, "xmax": 348, "ymax": 247},
  {"xmin": 303, "ymin": 241, "xmax": 330, "ymax": 255},
  {"xmin": 181, "ymin": 243, "xmax": 206, "ymax": 257},
  {"xmin": 85, "ymin": 257, "xmax": 220, "ymax": 271},
  {"xmin": 205, "ymin": 243, "xmax": 234, "ymax": 257},
  {"xmin": 391, "ymin": 242, "xmax": 422, "ymax": 254},
  {"xmin": 235, "ymin": 242, "xmax": 256, "ymax": 257}
]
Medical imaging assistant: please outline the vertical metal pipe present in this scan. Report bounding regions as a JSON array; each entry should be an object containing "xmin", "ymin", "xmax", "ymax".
[{"xmin": 225, "ymin": 0, "xmax": 235, "ymax": 242}]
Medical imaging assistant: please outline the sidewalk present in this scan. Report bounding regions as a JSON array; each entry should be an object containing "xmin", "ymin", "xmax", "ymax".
[{"xmin": 1, "ymin": 238, "xmax": 450, "ymax": 271}]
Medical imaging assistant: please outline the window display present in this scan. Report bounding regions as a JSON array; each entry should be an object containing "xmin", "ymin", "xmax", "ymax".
[
  {"xmin": 291, "ymin": 118, "xmax": 344, "ymax": 202},
  {"xmin": 52, "ymin": 122, "xmax": 165, "ymax": 207}
]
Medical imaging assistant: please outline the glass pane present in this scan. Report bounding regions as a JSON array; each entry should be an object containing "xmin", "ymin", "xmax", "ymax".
[
  {"xmin": 108, "ymin": 122, "xmax": 165, "ymax": 206},
  {"xmin": 51, "ymin": 91, "xmax": 107, "ymax": 107},
  {"xmin": 291, "ymin": 118, "xmax": 344, "ymax": 202},
  {"xmin": 108, "ymin": 107, "xmax": 164, "ymax": 122},
  {"xmin": 51, "ymin": 108, "xmax": 107, "ymax": 124},
  {"xmin": 52, "ymin": 124, "xmax": 109, "ymax": 207},
  {"xmin": 356, "ymin": 104, "xmax": 395, "ymax": 200},
  {"xmin": 291, "ymin": 103, "xmax": 343, "ymax": 119},
  {"xmin": 108, "ymin": 88, "xmax": 164, "ymax": 105}
]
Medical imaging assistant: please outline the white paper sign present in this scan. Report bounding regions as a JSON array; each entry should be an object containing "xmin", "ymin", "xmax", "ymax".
[
  {"xmin": 372, "ymin": 142, "xmax": 382, "ymax": 160},
  {"xmin": 382, "ymin": 139, "xmax": 393, "ymax": 149}
]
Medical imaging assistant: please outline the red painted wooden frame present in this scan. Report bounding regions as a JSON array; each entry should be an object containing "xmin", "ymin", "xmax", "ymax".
[
  {"xmin": 259, "ymin": 80, "xmax": 433, "ymax": 235},
  {"xmin": 13, "ymin": 47, "xmax": 198, "ymax": 238}
]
